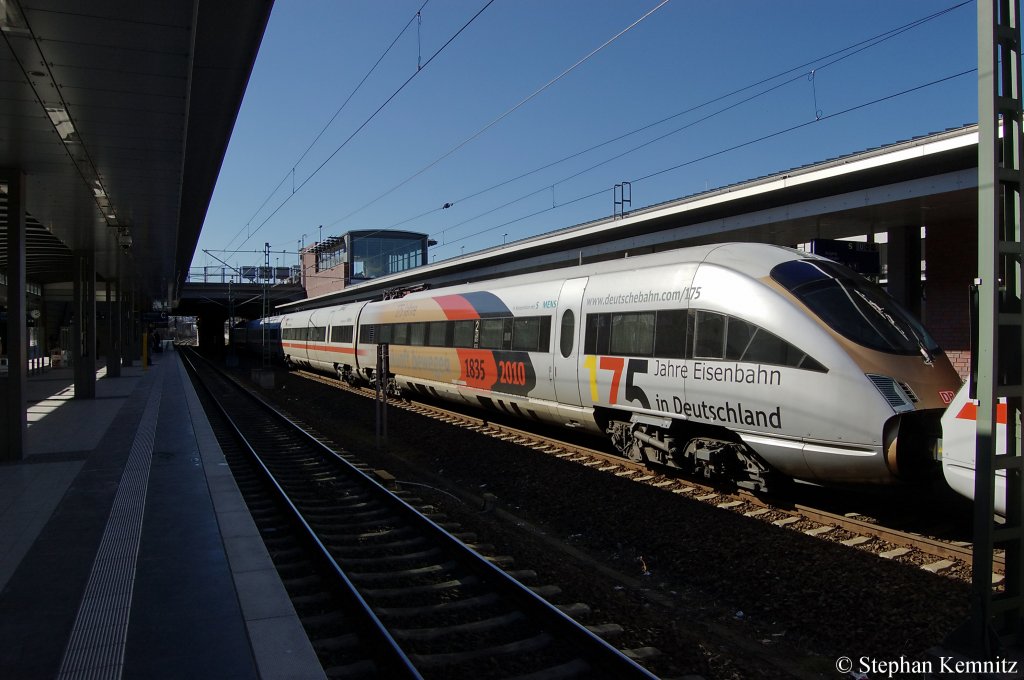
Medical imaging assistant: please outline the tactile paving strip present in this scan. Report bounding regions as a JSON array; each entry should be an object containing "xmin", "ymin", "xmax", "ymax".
[{"xmin": 57, "ymin": 370, "xmax": 164, "ymax": 680}]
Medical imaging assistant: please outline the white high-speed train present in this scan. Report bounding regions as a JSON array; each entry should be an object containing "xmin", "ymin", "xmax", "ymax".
[{"xmin": 232, "ymin": 243, "xmax": 962, "ymax": 491}]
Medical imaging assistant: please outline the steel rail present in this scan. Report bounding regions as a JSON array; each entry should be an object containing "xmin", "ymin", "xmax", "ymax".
[{"xmin": 193, "ymin": 352, "xmax": 658, "ymax": 679}]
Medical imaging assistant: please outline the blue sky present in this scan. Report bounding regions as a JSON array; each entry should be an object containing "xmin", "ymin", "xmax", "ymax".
[{"xmin": 193, "ymin": 0, "xmax": 977, "ymax": 274}]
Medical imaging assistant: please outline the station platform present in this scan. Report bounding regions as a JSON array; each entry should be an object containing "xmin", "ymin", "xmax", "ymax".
[{"xmin": 0, "ymin": 351, "xmax": 325, "ymax": 679}]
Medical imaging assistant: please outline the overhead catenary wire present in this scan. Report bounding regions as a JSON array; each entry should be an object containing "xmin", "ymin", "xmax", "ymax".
[
  {"xmin": 221, "ymin": 0, "xmax": 433, "ymax": 256},
  {"xmin": 430, "ymin": 68, "xmax": 976, "ymax": 255},
  {"xmin": 340, "ymin": 0, "xmax": 970, "ymax": 242},
  {"xmin": 220, "ymin": 1, "xmax": 971, "ymax": 273},
  {"xmin": 302, "ymin": 62, "xmax": 973, "ymax": 274},
  {"xmin": 238, "ymin": 67, "xmax": 973, "ymax": 277},
  {"xmin": 329, "ymin": 0, "xmax": 673, "ymax": 230},
  {"xmin": 225, "ymin": 0, "xmax": 494, "ymax": 258}
]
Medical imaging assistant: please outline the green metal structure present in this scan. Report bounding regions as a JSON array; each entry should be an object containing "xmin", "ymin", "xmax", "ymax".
[{"xmin": 973, "ymin": 0, "xmax": 1024, "ymax": 655}]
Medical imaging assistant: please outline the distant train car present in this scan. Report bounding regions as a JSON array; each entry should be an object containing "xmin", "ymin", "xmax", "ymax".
[
  {"xmin": 266, "ymin": 243, "xmax": 961, "ymax": 491},
  {"xmin": 230, "ymin": 315, "xmax": 283, "ymax": 362},
  {"xmin": 281, "ymin": 302, "xmax": 366, "ymax": 382},
  {"xmin": 941, "ymin": 382, "xmax": 1008, "ymax": 516}
]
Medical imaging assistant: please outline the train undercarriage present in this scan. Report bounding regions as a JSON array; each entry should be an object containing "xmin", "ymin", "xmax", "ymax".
[{"xmin": 603, "ymin": 412, "xmax": 773, "ymax": 493}]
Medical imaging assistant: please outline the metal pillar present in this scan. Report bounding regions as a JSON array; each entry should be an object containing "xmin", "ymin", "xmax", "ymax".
[
  {"xmin": 886, "ymin": 226, "xmax": 922, "ymax": 319},
  {"xmin": 1, "ymin": 170, "xmax": 27, "ymax": 462},
  {"xmin": 72, "ymin": 250, "xmax": 96, "ymax": 399},
  {"xmin": 119, "ymin": 262, "xmax": 131, "ymax": 368},
  {"xmin": 125, "ymin": 287, "xmax": 137, "ymax": 365},
  {"xmin": 106, "ymin": 277, "xmax": 120, "ymax": 378},
  {"xmin": 197, "ymin": 309, "xmax": 228, "ymax": 357},
  {"xmin": 973, "ymin": 0, "xmax": 1024, "ymax": 654},
  {"xmin": 261, "ymin": 242, "xmax": 271, "ymax": 368}
]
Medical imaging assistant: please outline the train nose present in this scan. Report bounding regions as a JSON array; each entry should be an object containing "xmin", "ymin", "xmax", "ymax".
[{"xmin": 883, "ymin": 410, "xmax": 943, "ymax": 481}]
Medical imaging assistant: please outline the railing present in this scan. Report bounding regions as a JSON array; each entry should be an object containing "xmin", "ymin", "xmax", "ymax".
[{"xmin": 186, "ymin": 265, "xmax": 301, "ymax": 285}]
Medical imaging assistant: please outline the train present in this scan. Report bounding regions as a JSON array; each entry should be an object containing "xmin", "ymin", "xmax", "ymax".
[
  {"xmin": 940, "ymin": 382, "xmax": 1010, "ymax": 516},
  {"xmin": 231, "ymin": 242, "xmax": 962, "ymax": 491}
]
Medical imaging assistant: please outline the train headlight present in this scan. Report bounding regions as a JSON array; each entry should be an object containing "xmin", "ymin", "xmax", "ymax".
[{"xmin": 866, "ymin": 374, "xmax": 916, "ymax": 413}]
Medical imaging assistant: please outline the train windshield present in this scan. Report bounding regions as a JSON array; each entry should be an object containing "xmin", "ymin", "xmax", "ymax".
[{"xmin": 770, "ymin": 259, "xmax": 939, "ymax": 356}]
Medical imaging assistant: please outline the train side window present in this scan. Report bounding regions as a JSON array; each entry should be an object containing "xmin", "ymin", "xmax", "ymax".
[
  {"xmin": 693, "ymin": 310, "xmax": 726, "ymax": 359},
  {"xmin": 725, "ymin": 317, "xmax": 756, "ymax": 360},
  {"xmin": 359, "ymin": 325, "xmax": 375, "ymax": 343},
  {"xmin": 427, "ymin": 321, "xmax": 447, "ymax": 347},
  {"xmin": 311, "ymin": 326, "xmax": 327, "ymax": 342},
  {"xmin": 330, "ymin": 325, "xmax": 353, "ymax": 343},
  {"xmin": 560, "ymin": 310, "xmax": 575, "ymax": 358},
  {"xmin": 610, "ymin": 312, "xmax": 655, "ymax": 356},
  {"xmin": 654, "ymin": 310, "xmax": 686, "ymax": 359},
  {"xmin": 512, "ymin": 317, "xmax": 544, "ymax": 351},
  {"xmin": 584, "ymin": 313, "xmax": 609, "ymax": 355},
  {"xmin": 723, "ymin": 315, "xmax": 828, "ymax": 372},
  {"xmin": 685, "ymin": 311, "xmax": 695, "ymax": 358},
  {"xmin": 743, "ymin": 325, "xmax": 827, "ymax": 371},
  {"xmin": 409, "ymin": 322, "xmax": 426, "ymax": 346},
  {"xmin": 478, "ymin": 318, "xmax": 505, "ymax": 349},
  {"xmin": 798, "ymin": 354, "xmax": 827, "ymax": 371},
  {"xmin": 503, "ymin": 318, "xmax": 513, "ymax": 349},
  {"xmin": 392, "ymin": 323, "xmax": 409, "ymax": 345},
  {"xmin": 453, "ymin": 320, "xmax": 476, "ymax": 348},
  {"xmin": 741, "ymin": 327, "xmax": 792, "ymax": 365},
  {"xmin": 378, "ymin": 324, "xmax": 393, "ymax": 344}
]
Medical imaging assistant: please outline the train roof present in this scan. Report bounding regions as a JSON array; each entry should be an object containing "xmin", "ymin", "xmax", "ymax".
[{"xmin": 390, "ymin": 242, "xmax": 808, "ymax": 301}]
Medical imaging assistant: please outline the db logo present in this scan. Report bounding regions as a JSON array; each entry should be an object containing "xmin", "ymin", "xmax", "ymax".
[{"xmin": 939, "ymin": 390, "xmax": 955, "ymax": 405}]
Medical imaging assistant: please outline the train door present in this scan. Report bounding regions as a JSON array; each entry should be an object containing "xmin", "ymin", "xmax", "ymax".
[{"xmin": 553, "ymin": 277, "xmax": 588, "ymax": 407}]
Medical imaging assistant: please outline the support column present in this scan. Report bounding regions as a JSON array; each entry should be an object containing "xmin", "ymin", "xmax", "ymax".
[
  {"xmin": 886, "ymin": 226, "xmax": 922, "ymax": 319},
  {"xmin": 106, "ymin": 278, "xmax": 120, "ymax": 378},
  {"xmin": 197, "ymin": 309, "xmax": 227, "ymax": 359},
  {"xmin": 2, "ymin": 170, "xmax": 27, "ymax": 462},
  {"xmin": 128, "ymin": 287, "xmax": 138, "ymax": 365},
  {"xmin": 72, "ymin": 250, "xmax": 96, "ymax": 399},
  {"xmin": 925, "ymin": 223, "xmax": 977, "ymax": 381},
  {"xmin": 118, "ymin": 262, "xmax": 130, "ymax": 368}
]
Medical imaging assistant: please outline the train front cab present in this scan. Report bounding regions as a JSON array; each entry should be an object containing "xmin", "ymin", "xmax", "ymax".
[
  {"xmin": 940, "ymin": 382, "xmax": 1008, "ymax": 516},
  {"xmin": 767, "ymin": 257, "xmax": 961, "ymax": 484}
]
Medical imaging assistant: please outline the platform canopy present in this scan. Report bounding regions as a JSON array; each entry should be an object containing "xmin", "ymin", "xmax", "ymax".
[{"xmin": 0, "ymin": 0, "xmax": 273, "ymax": 303}]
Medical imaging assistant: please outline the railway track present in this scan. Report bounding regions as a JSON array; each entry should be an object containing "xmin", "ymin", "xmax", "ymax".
[
  {"xmin": 291, "ymin": 368, "xmax": 1003, "ymax": 583},
  {"xmin": 182, "ymin": 349, "xmax": 658, "ymax": 679}
]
